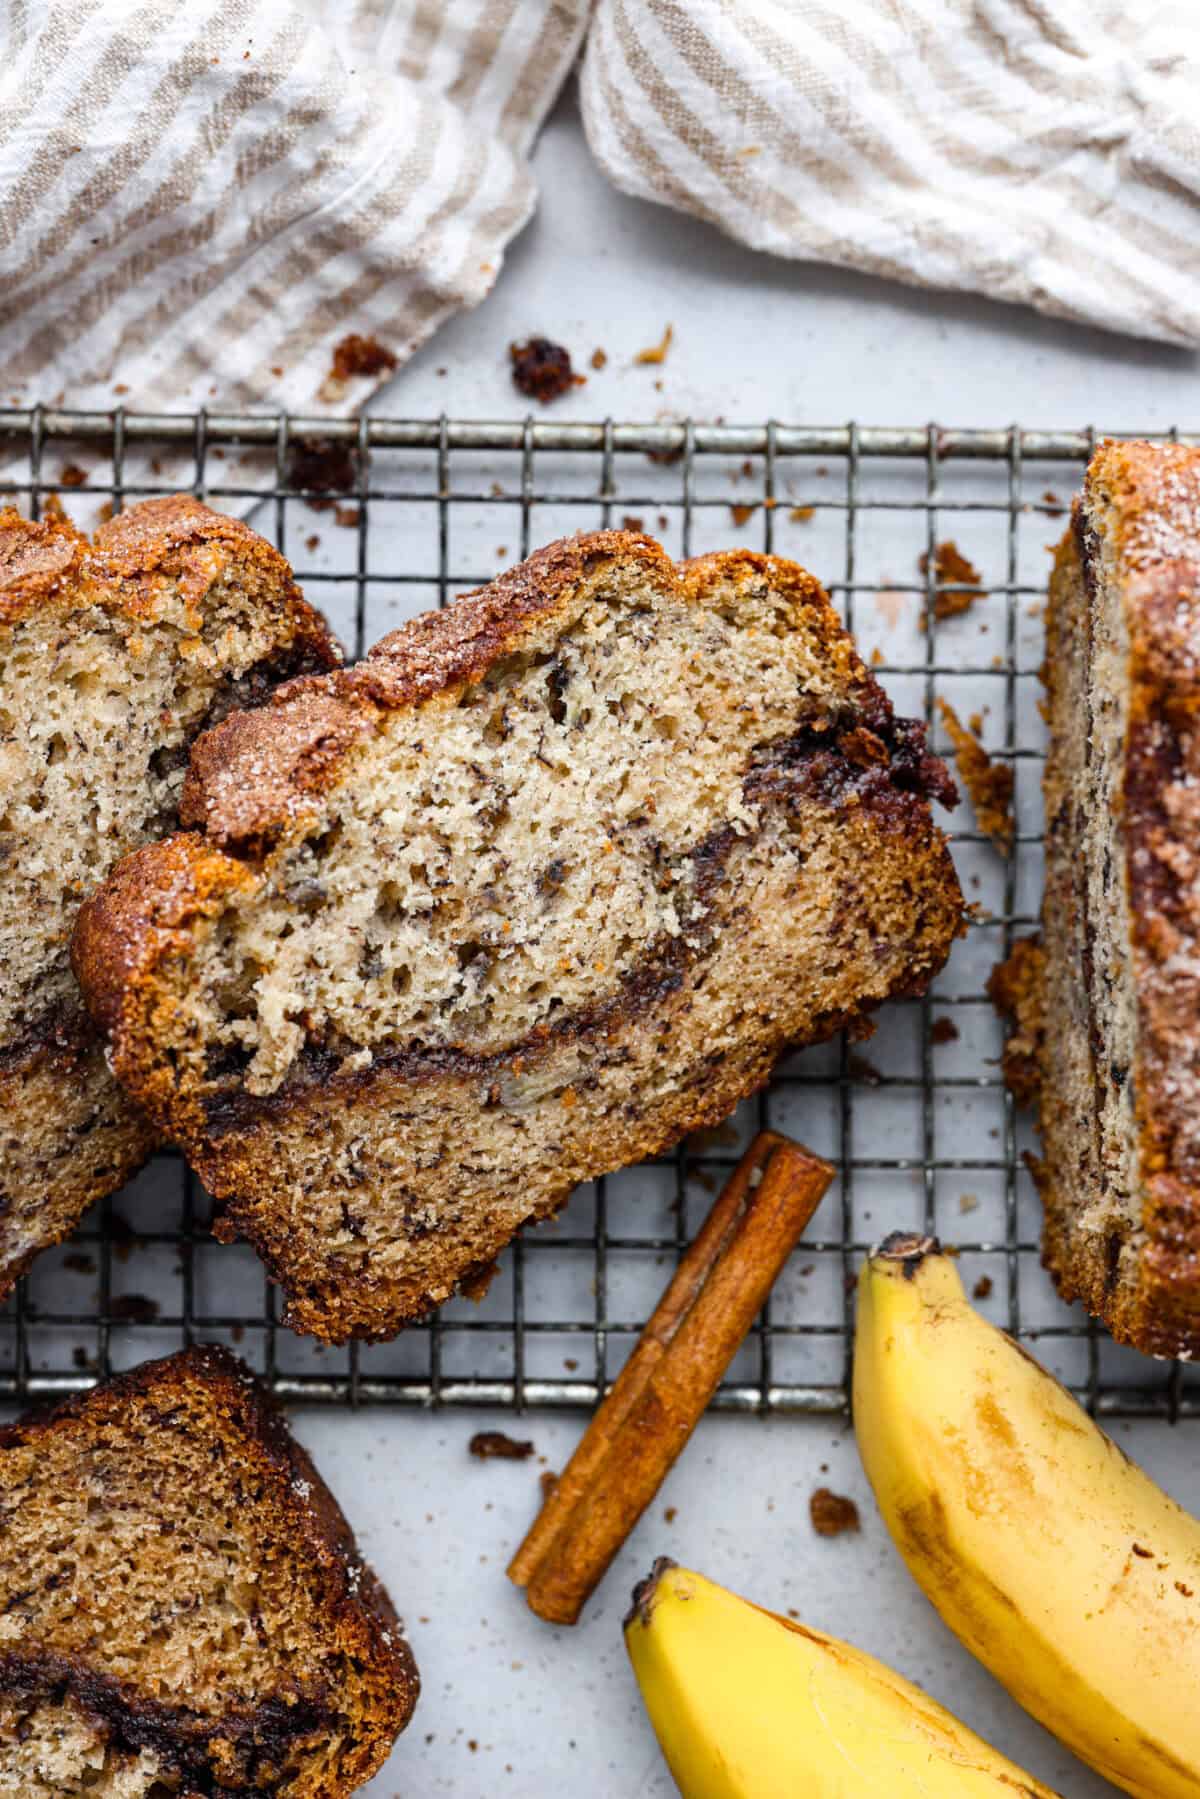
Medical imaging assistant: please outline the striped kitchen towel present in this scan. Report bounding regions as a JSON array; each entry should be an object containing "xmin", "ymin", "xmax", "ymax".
[
  {"xmin": 580, "ymin": 0, "xmax": 1200, "ymax": 350},
  {"xmin": 0, "ymin": 0, "xmax": 588, "ymax": 415},
  {"xmin": 1, "ymin": 0, "xmax": 1199, "ymax": 428}
]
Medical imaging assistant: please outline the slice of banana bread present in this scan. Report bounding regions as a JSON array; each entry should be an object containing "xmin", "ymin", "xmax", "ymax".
[
  {"xmin": 992, "ymin": 440, "xmax": 1200, "ymax": 1356},
  {"xmin": 0, "ymin": 1345, "xmax": 417, "ymax": 1795},
  {"xmin": 0, "ymin": 497, "xmax": 337, "ymax": 1295},
  {"xmin": 75, "ymin": 532, "xmax": 965, "ymax": 1342}
]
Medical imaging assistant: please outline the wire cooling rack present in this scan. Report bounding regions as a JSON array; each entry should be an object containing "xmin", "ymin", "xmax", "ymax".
[{"xmin": 3, "ymin": 408, "xmax": 1199, "ymax": 1421}]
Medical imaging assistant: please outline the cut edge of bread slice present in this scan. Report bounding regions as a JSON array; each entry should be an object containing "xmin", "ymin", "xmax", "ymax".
[
  {"xmin": 0, "ymin": 496, "xmax": 338, "ymax": 1296},
  {"xmin": 0, "ymin": 1344, "xmax": 417, "ymax": 1796},
  {"xmin": 992, "ymin": 440, "xmax": 1200, "ymax": 1357},
  {"xmin": 75, "ymin": 531, "xmax": 966, "ymax": 1342}
]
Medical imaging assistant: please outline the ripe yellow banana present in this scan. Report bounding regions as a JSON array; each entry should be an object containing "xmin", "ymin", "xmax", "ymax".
[
  {"xmin": 854, "ymin": 1233, "xmax": 1200, "ymax": 1799},
  {"xmin": 624, "ymin": 1557, "xmax": 1058, "ymax": 1796}
]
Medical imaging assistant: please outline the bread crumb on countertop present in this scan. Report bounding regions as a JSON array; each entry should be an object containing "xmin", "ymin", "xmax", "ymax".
[
  {"xmin": 919, "ymin": 540, "xmax": 986, "ymax": 624},
  {"xmin": 634, "ymin": 324, "xmax": 673, "ymax": 365},
  {"xmin": 936, "ymin": 699, "xmax": 1014, "ymax": 851},
  {"xmin": 469, "ymin": 1430, "xmax": 535, "ymax": 1462},
  {"xmin": 810, "ymin": 1488, "xmax": 860, "ymax": 1537},
  {"xmin": 510, "ymin": 338, "xmax": 581, "ymax": 403}
]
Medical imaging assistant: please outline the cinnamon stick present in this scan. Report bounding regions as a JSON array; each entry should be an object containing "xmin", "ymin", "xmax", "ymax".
[{"xmin": 507, "ymin": 1131, "xmax": 833, "ymax": 1624}]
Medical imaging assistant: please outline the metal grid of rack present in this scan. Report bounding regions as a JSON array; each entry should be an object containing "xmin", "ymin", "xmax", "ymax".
[{"xmin": 3, "ymin": 408, "xmax": 1198, "ymax": 1420}]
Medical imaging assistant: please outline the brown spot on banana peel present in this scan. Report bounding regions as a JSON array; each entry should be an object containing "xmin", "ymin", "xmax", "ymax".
[
  {"xmin": 896, "ymin": 1493, "xmax": 1021, "ymax": 1625},
  {"xmin": 894, "ymin": 1493, "xmax": 1196, "ymax": 1788},
  {"xmin": 625, "ymin": 1556, "xmax": 678, "ymax": 1630},
  {"xmin": 875, "ymin": 1229, "xmax": 941, "ymax": 1276},
  {"xmin": 972, "ymin": 1390, "xmax": 1031, "ymax": 1474},
  {"xmin": 963, "ymin": 1394, "xmax": 1036, "ymax": 1509}
]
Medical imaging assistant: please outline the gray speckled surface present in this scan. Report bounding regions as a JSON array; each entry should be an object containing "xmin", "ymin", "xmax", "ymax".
[{"xmin": 326, "ymin": 1407, "xmax": 1197, "ymax": 1797}]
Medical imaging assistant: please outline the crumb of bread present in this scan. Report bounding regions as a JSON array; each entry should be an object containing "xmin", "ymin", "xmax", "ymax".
[
  {"xmin": 329, "ymin": 334, "xmax": 397, "ymax": 383},
  {"xmin": 469, "ymin": 1431, "xmax": 534, "ymax": 1462},
  {"xmin": 848, "ymin": 1053, "xmax": 883, "ymax": 1085},
  {"xmin": 635, "ymin": 324, "xmax": 673, "ymax": 365},
  {"xmin": 810, "ymin": 1488, "xmax": 860, "ymax": 1537},
  {"xmin": 510, "ymin": 338, "xmax": 580, "ymax": 403},
  {"xmin": 286, "ymin": 438, "xmax": 358, "ymax": 508},
  {"xmin": 936, "ymin": 699, "xmax": 1014, "ymax": 850},
  {"xmin": 109, "ymin": 1293, "xmax": 160, "ymax": 1324},
  {"xmin": 987, "ymin": 938, "xmax": 1045, "ymax": 1107},
  {"xmin": 920, "ymin": 540, "xmax": 986, "ymax": 623}
]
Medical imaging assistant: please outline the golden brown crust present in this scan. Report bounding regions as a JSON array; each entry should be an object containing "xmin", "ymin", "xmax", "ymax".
[
  {"xmin": 0, "ymin": 495, "xmax": 337, "ymax": 661},
  {"xmin": 92, "ymin": 493, "xmax": 295, "ymax": 572},
  {"xmin": 72, "ymin": 834, "xmax": 254, "ymax": 1043},
  {"xmin": 357, "ymin": 529, "xmax": 677, "ymax": 707},
  {"xmin": 0, "ymin": 506, "xmax": 87, "ymax": 626},
  {"xmin": 0, "ymin": 1345, "xmax": 418, "ymax": 1791},
  {"xmin": 92, "ymin": 494, "xmax": 337, "ymax": 659},
  {"xmin": 180, "ymin": 693, "xmax": 371, "ymax": 854}
]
